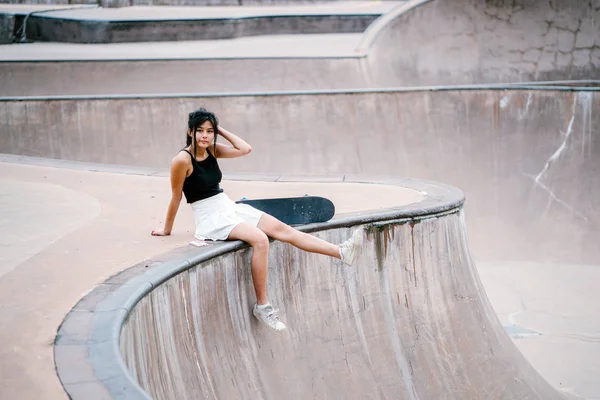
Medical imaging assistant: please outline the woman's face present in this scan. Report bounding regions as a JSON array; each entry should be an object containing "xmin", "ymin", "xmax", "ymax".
[{"xmin": 190, "ymin": 120, "xmax": 215, "ymax": 149}]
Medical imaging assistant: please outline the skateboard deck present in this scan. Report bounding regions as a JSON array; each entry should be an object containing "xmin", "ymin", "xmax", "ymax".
[{"xmin": 236, "ymin": 196, "xmax": 335, "ymax": 225}]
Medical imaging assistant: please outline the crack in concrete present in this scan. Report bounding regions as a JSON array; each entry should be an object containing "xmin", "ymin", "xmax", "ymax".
[
  {"xmin": 530, "ymin": 97, "xmax": 589, "ymax": 222},
  {"xmin": 554, "ymin": 332, "xmax": 600, "ymax": 344},
  {"xmin": 530, "ymin": 175, "xmax": 589, "ymax": 222},
  {"xmin": 504, "ymin": 294, "xmax": 542, "ymax": 339},
  {"xmin": 518, "ymin": 92, "xmax": 533, "ymax": 120},
  {"xmin": 334, "ymin": 293, "xmax": 351, "ymax": 373},
  {"xmin": 409, "ymin": 324, "xmax": 420, "ymax": 371},
  {"xmin": 534, "ymin": 101, "xmax": 575, "ymax": 183},
  {"xmin": 340, "ymin": 332, "xmax": 351, "ymax": 372}
]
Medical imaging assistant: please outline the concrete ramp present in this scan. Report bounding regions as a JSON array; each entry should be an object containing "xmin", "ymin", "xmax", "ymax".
[
  {"xmin": 119, "ymin": 204, "xmax": 563, "ymax": 399},
  {"xmin": 0, "ymin": 34, "xmax": 368, "ymax": 96},
  {"xmin": 363, "ymin": 0, "xmax": 600, "ymax": 86}
]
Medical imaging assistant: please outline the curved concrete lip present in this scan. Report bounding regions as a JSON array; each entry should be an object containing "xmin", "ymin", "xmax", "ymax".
[
  {"xmin": 3, "ymin": 81, "xmax": 598, "ymax": 103},
  {"xmin": 29, "ymin": 2, "xmax": 397, "ymax": 20},
  {"xmin": 53, "ymin": 174, "xmax": 464, "ymax": 399}
]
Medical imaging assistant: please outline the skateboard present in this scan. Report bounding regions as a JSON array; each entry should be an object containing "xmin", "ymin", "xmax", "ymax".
[{"xmin": 236, "ymin": 196, "xmax": 335, "ymax": 225}]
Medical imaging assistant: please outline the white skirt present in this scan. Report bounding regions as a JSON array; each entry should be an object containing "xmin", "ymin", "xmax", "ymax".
[{"xmin": 190, "ymin": 192, "xmax": 264, "ymax": 241}]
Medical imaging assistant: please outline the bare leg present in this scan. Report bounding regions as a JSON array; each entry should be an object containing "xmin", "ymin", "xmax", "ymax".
[
  {"xmin": 257, "ymin": 214, "xmax": 341, "ymax": 259},
  {"xmin": 227, "ymin": 222, "xmax": 270, "ymax": 305}
]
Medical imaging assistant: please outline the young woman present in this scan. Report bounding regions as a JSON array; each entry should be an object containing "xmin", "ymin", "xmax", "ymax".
[{"xmin": 152, "ymin": 108, "xmax": 363, "ymax": 332}]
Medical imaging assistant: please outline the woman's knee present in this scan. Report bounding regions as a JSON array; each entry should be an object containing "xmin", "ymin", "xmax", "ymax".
[
  {"xmin": 249, "ymin": 229, "xmax": 270, "ymax": 251},
  {"xmin": 229, "ymin": 223, "xmax": 269, "ymax": 249},
  {"xmin": 257, "ymin": 214, "xmax": 297, "ymax": 243}
]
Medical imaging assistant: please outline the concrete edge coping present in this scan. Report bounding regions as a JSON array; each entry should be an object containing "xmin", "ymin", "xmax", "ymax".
[
  {"xmin": 53, "ymin": 174, "xmax": 464, "ymax": 399},
  {"xmin": 0, "ymin": 54, "xmax": 366, "ymax": 63},
  {"xmin": 1, "ymin": 82, "xmax": 598, "ymax": 102},
  {"xmin": 0, "ymin": 4, "xmax": 98, "ymax": 17},
  {"xmin": 0, "ymin": 2, "xmax": 390, "ymax": 18},
  {"xmin": 31, "ymin": 12, "xmax": 384, "ymax": 22}
]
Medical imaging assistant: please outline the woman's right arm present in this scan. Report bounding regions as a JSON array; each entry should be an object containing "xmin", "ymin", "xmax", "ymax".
[{"xmin": 151, "ymin": 156, "xmax": 188, "ymax": 236}]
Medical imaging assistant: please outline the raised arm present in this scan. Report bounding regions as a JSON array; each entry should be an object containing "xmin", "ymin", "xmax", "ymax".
[
  {"xmin": 213, "ymin": 125, "xmax": 252, "ymax": 159},
  {"xmin": 151, "ymin": 154, "xmax": 189, "ymax": 236}
]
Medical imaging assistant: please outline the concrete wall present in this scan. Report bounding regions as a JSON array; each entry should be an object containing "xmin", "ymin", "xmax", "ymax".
[
  {"xmin": 1, "ymin": 89, "xmax": 598, "ymax": 265},
  {"xmin": 366, "ymin": 0, "xmax": 600, "ymax": 86},
  {"xmin": 0, "ymin": 58, "xmax": 366, "ymax": 96},
  {"xmin": 120, "ymin": 217, "xmax": 562, "ymax": 399},
  {"xmin": 0, "ymin": 12, "xmax": 15, "ymax": 44},
  {"xmin": 25, "ymin": 14, "xmax": 378, "ymax": 43}
]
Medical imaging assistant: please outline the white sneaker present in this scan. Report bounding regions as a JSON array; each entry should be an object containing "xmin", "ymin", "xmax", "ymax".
[
  {"xmin": 253, "ymin": 303, "xmax": 286, "ymax": 331},
  {"xmin": 339, "ymin": 228, "xmax": 364, "ymax": 266}
]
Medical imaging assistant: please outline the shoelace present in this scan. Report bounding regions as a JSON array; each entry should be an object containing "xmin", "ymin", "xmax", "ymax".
[{"xmin": 265, "ymin": 307, "xmax": 281, "ymax": 324}]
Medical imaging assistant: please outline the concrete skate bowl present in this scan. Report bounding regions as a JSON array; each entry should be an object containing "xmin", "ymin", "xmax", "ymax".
[
  {"xmin": 39, "ymin": 86, "xmax": 599, "ymax": 399},
  {"xmin": 116, "ymin": 188, "xmax": 562, "ymax": 400},
  {"xmin": 360, "ymin": 0, "xmax": 600, "ymax": 87},
  {"xmin": 51, "ymin": 176, "xmax": 567, "ymax": 399},
  {"xmin": 3, "ymin": 0, "xmax": 596, "ymax": 397}
]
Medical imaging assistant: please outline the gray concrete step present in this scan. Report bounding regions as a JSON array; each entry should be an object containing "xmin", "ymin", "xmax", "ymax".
[
  {"xmin": 0, "ymin": 33, "xmax": 369, "ymax": 95},
  {"xmin": 0, "ymin": 1, "xmax": 402, "ymax": 43}
]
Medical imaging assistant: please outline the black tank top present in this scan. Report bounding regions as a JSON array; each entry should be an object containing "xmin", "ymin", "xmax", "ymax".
[{"xmin": 181, "ymin": 149, "xmax": 224, "ymax": 203}]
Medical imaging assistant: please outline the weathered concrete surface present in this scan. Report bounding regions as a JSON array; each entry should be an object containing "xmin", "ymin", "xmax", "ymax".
[
  {"xmin": 0, "ymin": 162, "xmax": 196, "ymax": 400},
  {"xmin": 2, "ymin": 0, "xmax": 597, "ymax": 94},
  {"xmin": 120, "ymin": 213, "xmax": 563, "ymax": 399},
  {"xmin": 0, "ymin": 34, "xmax": 367, "ymax": 96},
  {"xmin": 6, "ymin": 90, "xmax": 591, "ymax": 398},
  {"xmin": 18, "ymin": 2, "xmax": 398, "ymax": 43},
  {"xmin": 0, "ymin": 160, "xmax": 417, "ymax": 400},
  {"xmin": 0, "ymin": 57, "xmax": 367, "ymax": 96},
  {"xmin": 478, "ymin": 261, "xmax": 600, "ymax": 398},
  {"xmin": 0, "ymin": 12, "xmax": 14, "ymax": 43},
  {"xmin": 365, "ymin": 0, "xmax": 600, "ymax": 86},
  {"xmin": 5, "ymin": 89, "xmax": 599, "ymax": 398},
  {"xmin": 0, "ymin": 33, "xmax": 362, "ymax": 61},
  {"xmin": 2, "ymin": 90, "xmax": 597, "ymax": 266},
  {"xmin": 26, "ymin": 14, "xmax": 376, "ymax": 44},
  {"xmin": 2, "ymin": 90, "xmax": 596, "ymax": 398},
  {"xmin": 0, "ymin": 179, "xmax": 101, "ymax": 278}
]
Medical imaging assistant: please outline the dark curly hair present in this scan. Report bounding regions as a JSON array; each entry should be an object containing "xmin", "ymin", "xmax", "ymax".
[{"xmin": 187, "ymin": 108, "xmax": 219, "ymax": 157}]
